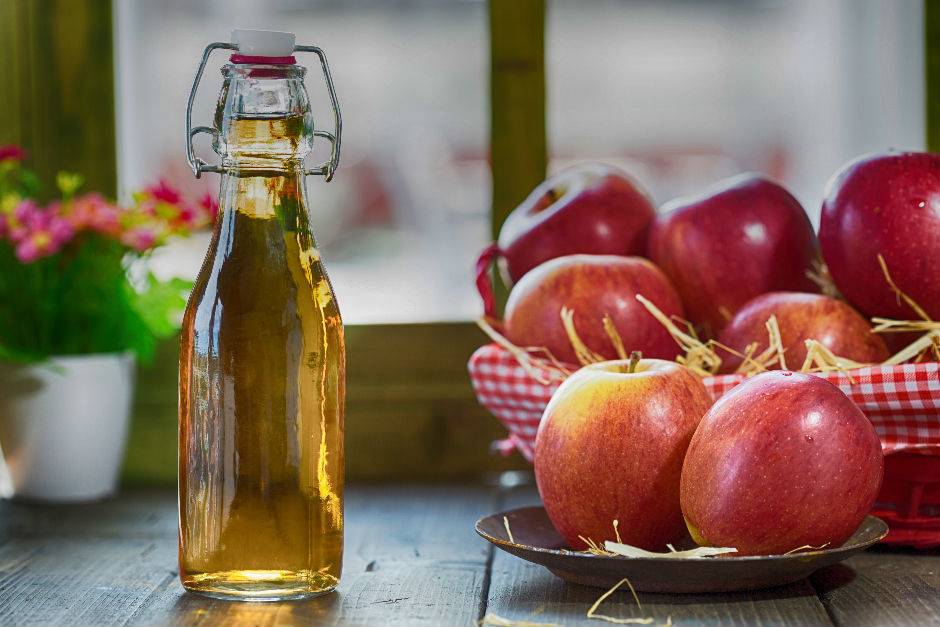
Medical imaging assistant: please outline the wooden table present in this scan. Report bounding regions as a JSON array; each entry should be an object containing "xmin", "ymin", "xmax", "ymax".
[{"xmin": 0, "ymin": 482, "xmax": 937, "ymax": 626}]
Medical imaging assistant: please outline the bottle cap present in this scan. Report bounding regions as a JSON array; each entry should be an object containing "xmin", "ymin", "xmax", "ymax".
[{"xmin": 231, "ymin": 29, "xmax": 296, "ymax": 64}]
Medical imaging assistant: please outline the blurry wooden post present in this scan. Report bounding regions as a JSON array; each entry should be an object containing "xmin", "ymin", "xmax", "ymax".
[
  {"xmin": 0, "ymin": 0, "xmax": 117, "ymax": 199},
  {"xmin": 489, "ymin": 0, "xmax": 547, "ymax": 310},
  {"xmin": 928, "ymin": 0, "xmax": 940, "ymax": 152}
]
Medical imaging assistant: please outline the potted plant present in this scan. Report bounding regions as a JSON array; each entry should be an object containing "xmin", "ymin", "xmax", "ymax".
[{"xmin": 0, "ymin": 146, "xmax": 214, "ymax": 502}]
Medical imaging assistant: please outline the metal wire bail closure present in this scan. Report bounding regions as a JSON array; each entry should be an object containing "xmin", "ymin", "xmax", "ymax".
[{"xmin": 185, "ymin": 41, "xmax": 343, "ymax": 182}]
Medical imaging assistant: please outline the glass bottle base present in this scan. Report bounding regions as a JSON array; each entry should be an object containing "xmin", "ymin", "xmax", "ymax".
[{"xmin": 181, "ymin": 569, "xmax": 338, "ymax": 602}]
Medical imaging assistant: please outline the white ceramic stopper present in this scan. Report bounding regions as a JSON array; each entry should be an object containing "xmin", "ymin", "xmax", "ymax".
[{"xmin": 232, "ymin": 29, "xmax": 296, "ymax": 57}]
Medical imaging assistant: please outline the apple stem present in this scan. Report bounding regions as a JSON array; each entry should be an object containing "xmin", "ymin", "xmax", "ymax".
[{"xmin": 627, "ymin": 351, "xmax": 642, "ymax": 373}]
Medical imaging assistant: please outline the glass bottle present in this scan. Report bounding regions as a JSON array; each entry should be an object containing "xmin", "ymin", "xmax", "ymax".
[{"xmin": 179, "ymin": 30, "xmax": 344, "ymax": 601}]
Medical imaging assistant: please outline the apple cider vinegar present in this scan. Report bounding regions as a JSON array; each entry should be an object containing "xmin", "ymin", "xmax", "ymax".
[{"xmin": 180, "ymin": 30, "xmax": 345, "ymax": 601}]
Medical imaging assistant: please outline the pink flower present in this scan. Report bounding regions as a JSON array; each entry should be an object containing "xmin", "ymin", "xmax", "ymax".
[
  {"xmin": 68, "ymin": 193, "xmax": 120, "ymax": 235},
  {"xmin": 15, "ymin": 232, "xmax": 54, "ymax": 262},
  {"xmin": 198, "ymin": 192, "xmax": 219, "ymax": 213},
  {"xmin": 176, "ymin": 204, "xmax": 196, "ymax": 227},
  {"xmin": 12, "ymin": 210, "xmax": 72, "ymax": 263},
  {"xmin": 0, "ymin": 145, "xmax": 26, "ymax": 163},
  {"xmin": 146, "ymin": 179, "xmax": 181, "ymax": 205},
  {"xmin": 121, "ymin": 226, "xmax": 157, "ymax": 251},
  {"xmin": 8, "ymin": 200, "xmax": 41, "ymax": 242},
  {"xmin": 92, "ymin": 203, "xmax": 120, "ymax": 234},
  {"xmin": 48, "ymin": 215, "xmax": 74, "ymax": 245},
  {"xmin": 14, "ymin": 199, "xmax": 39, "ymax": 223},
  {"xmin": 198, "ymin": 192, "xmax": 219, "ymax": 223}
]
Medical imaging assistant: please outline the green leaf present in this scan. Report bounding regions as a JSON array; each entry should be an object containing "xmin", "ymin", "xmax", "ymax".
[
  {"xmin": 0, "ymin": 343, "xmax": 46, "ymax": 365},
  {"xmin": 55, "ymin": 171, "xmax": 84, "ymax": 198},
  {"xmin": 18, "ymin": 170, "xmax": 40, "ymax": 197},
  {"xmin": 133, "ymin": 272, "xmax": 192, "ymax": 341}
]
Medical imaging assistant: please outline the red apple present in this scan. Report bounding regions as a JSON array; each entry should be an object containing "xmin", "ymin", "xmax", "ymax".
[
  {"xmin": 819, "ymin": 151, "xmax": 940, "ymax": 320},
  {"xmin": 648, "ymin": 174, "xmax": 819, "ymax": 336},
  {"xmin": 717, "ymin": 292, "xmax": 889, "ymax": 373},
  {"xmin": 495, "ymin": 162, "xmax": 655, "ymax": 282},
  {"xmin": 536, "ymin": 358, "xmax": 713, "ymax": 551},
  {"xmin": 680, "ymin": 371, "xmax": 884, "ymax": 556},
  {"xmin": 504, "ymin": 255, "xmax": 683, "ymax": 365}
]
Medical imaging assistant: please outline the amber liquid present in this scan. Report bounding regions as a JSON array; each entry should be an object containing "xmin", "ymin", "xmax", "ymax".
[{"xmin": 179, "ymin": 117, "xmax": 344, "ymax": 601}]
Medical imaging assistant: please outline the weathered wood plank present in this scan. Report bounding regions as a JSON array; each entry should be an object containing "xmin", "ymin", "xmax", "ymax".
[
  {"xmin": 0, "ymin": 489, "xmax": 177, "ymax": 539},
  {"xmin": 0, "ymin": 536, "xmax": 177, "ymax": 626},
  {"xmin": 0, "ymin": 491, "xmax": 178, "ymax": 626},
  {"xmin": 123, "ymin": 485, "xmax": 500, "ymax": 626},
  {"xmin": 129, "ymin": 565, "xmax": 488, "ymax": 627},
  {"xmin": 2, "ymin": 485, "xmax": 936, "ymax": 626},
  {"xmin": 811, "ymin": 545, "xmax": 940, "ymax": 627},
  {"xmin": 483, "ymin": 485, "xmax": 834, "ymax": 626}
]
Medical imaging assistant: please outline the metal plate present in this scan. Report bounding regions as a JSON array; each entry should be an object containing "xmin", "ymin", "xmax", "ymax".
[{"xmin": 476, "ymin": 506, "xmax": 888, "ymax": 593}]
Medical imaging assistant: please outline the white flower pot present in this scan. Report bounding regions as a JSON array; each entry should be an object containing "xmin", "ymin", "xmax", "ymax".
[{"xmin": 0, "ymin": 353, "xmax": 136, "ymax": 503}]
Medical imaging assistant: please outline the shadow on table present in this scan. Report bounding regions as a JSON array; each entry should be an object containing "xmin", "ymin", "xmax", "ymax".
[{"xmin": 809, "ymin": 563, "xmax": 857, "ymax": 595}]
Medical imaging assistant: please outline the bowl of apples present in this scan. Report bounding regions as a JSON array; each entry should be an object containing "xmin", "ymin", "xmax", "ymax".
[{"xmin": 470, "ymin": 155, "xmax": 940, "ymax": 552}]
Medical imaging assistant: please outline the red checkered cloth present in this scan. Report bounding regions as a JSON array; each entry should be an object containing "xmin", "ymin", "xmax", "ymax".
[{"xmin": 468, "ymin": 343, "xmax": 940, "ymax": 462}]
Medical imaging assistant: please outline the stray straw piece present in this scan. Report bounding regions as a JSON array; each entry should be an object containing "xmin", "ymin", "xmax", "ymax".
[
  {"xmin": 799, "ymin": 339, "xmax": 866, "ymax": 383},
  {"xmin": 870, "ymin": 255, "xmax": 940, "ymax": 364},
  {"xmin": 587, "ymin": 578, "xmax": 659, "ymax": 625},
  {"xmin": 766, "ymin": 315, "xmax": 787, "ymax": 371},
  {"xmin": 877, "ymin": 254, "xmax": 931, "ymax": 321},
  {"xmin": 724, "ymin": 316, "xmax": 786, "ymax": 376},
  {"xmin": 871, "ymin": 318, "xmax": 940, "ymax": 334},
  {"xmin": 783, "ymin": 542, "xmax": 831, "ymax": 555},
  {"xmin": 503, "ymin": 516, "xmax": 515, "ymax": 544},
  {"xmin": 881, "ymin": 329, "xmax": 940, "ymax": 365},
  {"xmin": 603, "ymin": 541, "xmax": 738, "ymax": 559},
  {"xmin": 806, "ymin": 259, "xmax": 841, "ymax": 298},
  {"xmin": 635, "ymin": 295, "xmax": 722, "ymax": 376},
  {"xmin": 561, "ymin": 307, "xmax": 606, "ymax": 365},
  {"xmin": 475, "ymin": 317, "xmax": 570, "ymax": 384},
  {"xmin": 579, "ymin": 535, "xmax": 617, "ymax": 556},
  {"xmin": 604, "ymin": 315, "xmax": 629, "ymax": 360}
]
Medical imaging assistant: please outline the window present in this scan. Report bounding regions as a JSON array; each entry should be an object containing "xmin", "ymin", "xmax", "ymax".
[{"xmin": 117, "ymin": 1, "xmax": 923, "ymax": 325}]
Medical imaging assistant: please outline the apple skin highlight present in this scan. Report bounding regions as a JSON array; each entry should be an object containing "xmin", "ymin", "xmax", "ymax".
[
  {"xmin": 680, "ymin": 371, "xmax": 884, "ymax": 556},
  {"xmin": 505, "ymin": 254, "xmax": 684, "ymax": 365},
  {"xmin": 535, "ymin": 359, "xmax": 713, "ymax": 551},
  {"xmin": 498, "ymin": 162, "xmax": 656, "ymax": 284},
  {"xmin": 820, "ymin": 151, "xmax": 940, "ymax": 321},
  {"xmin": 648, "ymin": 173, "xmax": 819, "ymax": 336}
]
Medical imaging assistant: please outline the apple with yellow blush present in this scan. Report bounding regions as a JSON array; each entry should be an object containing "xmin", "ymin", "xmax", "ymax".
[{"xmin": 535, "ymin": 357, "xmax": 713, "ymax": 551}]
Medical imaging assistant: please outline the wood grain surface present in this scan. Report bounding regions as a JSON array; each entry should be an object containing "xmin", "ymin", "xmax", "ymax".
[{"xmin": 0, "ymin": 484, "xmax": 937, "ymax": 626}]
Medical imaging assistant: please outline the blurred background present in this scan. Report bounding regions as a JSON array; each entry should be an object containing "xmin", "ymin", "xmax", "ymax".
[
  {"xmin": 118, "ymin": 0, "xmax": 924, "ymax": 325},
  {"xmin": 0, "ymin": 0, "xmax": 931, "ymax": 489}
]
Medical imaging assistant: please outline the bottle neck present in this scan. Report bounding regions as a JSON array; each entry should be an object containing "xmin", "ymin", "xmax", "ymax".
[
  {"xmin": 221, "ymin": 158, "xmax": 307, "ymax": 178},
  {"xmin": 218, "ymin": 168, "xmax": 311, "ymax": 235},
  {"xmin": 218, "ymin": 114, "xmax": 312, "ymax": 174}
]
